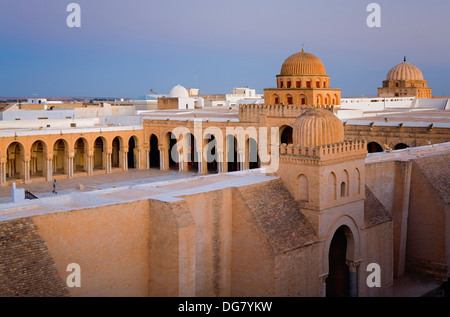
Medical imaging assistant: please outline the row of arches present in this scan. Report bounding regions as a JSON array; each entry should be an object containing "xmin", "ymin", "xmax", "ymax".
[
  {"xmin": 280, "ymin": 126, "xmax": 411, "ymax": 154},
  {"xmin": 278, "ymin": 78, "xmax": 329, "ymax": 89},
  {"xmin": 148, "ymin": 132, "xmax": 261, "ymax": 174},
  {"xmin": 296, "ymin": 168, "xmax": 361, "ymax": 202},
  {"xmin": 5, "ymin": 136, "xmax": 139, "ymax": 181}
]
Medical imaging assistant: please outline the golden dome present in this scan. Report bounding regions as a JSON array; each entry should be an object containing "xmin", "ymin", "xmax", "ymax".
[
  {"xmin": 387, "ymin": 61, "xmax": 424, "ymax": 81},
  {"xmin": 292, "ymin": 108, "xmax": 344, "ymax": 147},
  {"xmin": 280, "ymin": 51, "xmax": 326, "ymax": 76}
]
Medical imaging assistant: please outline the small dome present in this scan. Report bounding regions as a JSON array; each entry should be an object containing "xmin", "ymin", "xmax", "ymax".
[
  {"xmin": 387, "ymin": 61, "xmax": 424, "ymax": 81},
  {"xmin": 280, "ymin": 51, "xmax": 326, "ymax": 76},
  {"xmin": 169, "ymin": 84, "xmax": 189, "ymax": 98},
  {"xmin": 292, "ymin": 108, "xmax": 344, "ymax": 147}
]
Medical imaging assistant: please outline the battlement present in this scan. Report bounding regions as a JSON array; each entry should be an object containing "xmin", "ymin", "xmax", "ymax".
[
  {"xmin": 239, "ymin": 103, "xmax": 336, "ymax": 123},
  {"xmin": 279, "ymin": 139, "xmax": 367, "ymax": 164}
]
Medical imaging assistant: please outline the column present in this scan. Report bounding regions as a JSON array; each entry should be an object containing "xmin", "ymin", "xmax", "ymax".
[
  {"xmin": 0, "ymin": 158, "xmax": 6, "ymax": 185},
  {"xmin": 159, "ymin": 146, "xmax": 167, "ymax": 171},
  {"xmin": 23, "ymin": 157, "xmax": 31, "ymax": 183},
  {"xmin": 346, "ymin": 261, "xmax": 361, "ymax": 297},
  {"xmin": 46, "ymin": 155, "xmax": 53, "ymax": 182},
  {"xmin": 67, "ymin": 152, "xmax": 74, "ymax": 178},
  {"xmin": 145, "ymin": 149, "xmax": 150, "ymax": 170},
  {"xmin": 106, "ymin": 152, "xmax": 112, "ymax": 174},
  {"xmin": 135, "ymin": 147, "xmax": 141, "ymax": 169},
  {"xmin": 319, "ymin": 273, "xmax": 328, "ymax": 297}
]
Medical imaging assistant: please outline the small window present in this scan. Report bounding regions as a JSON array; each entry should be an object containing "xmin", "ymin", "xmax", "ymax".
[
  {"xmin": 296, "ymin": 81, "xmax": 301, "ymax": 88},
  {"xmin": 306, "ymin": 81, "xmax": 311, "ymax": 88},
  {"xmin": 341, "ymin": 182, "xmax": 346, "ymax": 197},
  {"xmin": 301, "ymin": 98, "xmax": 306, "ymax": 105},
  {"xmin": 287, "ymin": 81, "xmax": 291, "ymax": 88}
]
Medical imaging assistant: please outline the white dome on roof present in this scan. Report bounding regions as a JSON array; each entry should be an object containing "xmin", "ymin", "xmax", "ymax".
[{"xmin": 169, "ymin": 84, "xmax": 189, "ymax": 98}]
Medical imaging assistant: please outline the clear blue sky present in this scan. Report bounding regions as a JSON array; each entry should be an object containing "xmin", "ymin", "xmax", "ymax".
[{"xmin": 1, "ymin": 0, "xmax": 449, "ymax": 98}]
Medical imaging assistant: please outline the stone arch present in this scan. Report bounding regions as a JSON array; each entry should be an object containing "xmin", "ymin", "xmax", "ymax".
[
  {"xmin": 341, "ymin": 170, "xmax": 349, "ymax": 198},
  {"xmin": 6, "ymin": 142, "xmax": 25, "ymax": 180},
  {"xmin": 246, "ymin": 137, "xmax": 260, "ymax": 170},
  {"xmin": 111, "ymin": 136, "xmax": 123, "ymax": 169},
  {"xmin": 299, "ymin": 94, "xmax": 307, "ymax": 105},
  {"xmin": 317, "ymin": 94, "xmax": 323, "ymax": 105},
  {"xmin": 204, "ymin": 133, "xmax": 218, "ymax": 173},
  {"xmin": 273, "ymin": 94, "xmax": 280, "ymax": 104},
  {"xmin": 322, "ymin": 216, "xmax": 361, "ymax": 297},
  {"xmin": 367, "ymin": 141, "xmax": 383, "ymax": 153},
  {"xmin": 53, "ymin": 139, "xmax": 69, "ymax": 176},
  {"xmin": 325, "ymin": 94, "xmax": 331, "ymax": 105},
  {"xmin": 328, "ymin": 172, "xmax": 337, "ymax": 201},
  {"xmin": 128, "ymin": 135, "xmax": 139, "ymax": 169},
  {"xmin": 285, "ymin": 94, "xmax": 293, "ymax": 105},
  {"xmin": 163, "ymin": 131, "xmax": 179, "ymax": 170},
  {"xmin": 93, "ymin": 136, "xmax": 107, "ymax": 170},
  {"xmin": 280, "ymin": 125, "xmax": 293, "ymax": 145},
  {"xmin": 184, "ymin": 132, "xmax": 198, "ymax": 172},
  {"xmin": 30, "ymin": 140, "xmax": 47, "ymax": 178},
  {"xmin": 297, "ymin": 174, "xmax": 309, "ymax": 202},
  {"xmin": 394, "ymin": 143, "xmax": 409, "ymax": 150},
  {"xmin": 333, "ymin": 94, "xmax": 339, "ymax": 105},
  {"xmin": 149, "ymin": 134, "xmax": 160, "ymax": 169},
  {"xmin": 226, "ymin": 134, "xmax": 239, "ymax": 172},
  {"xmin": 74, "ymin": 138, "xmax": 88, "ymax": 173}
]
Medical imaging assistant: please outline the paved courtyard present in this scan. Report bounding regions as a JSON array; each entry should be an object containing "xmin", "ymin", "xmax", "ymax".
[{"xmin": 0, "ymin": 169, "xmax": 198, "ymax": 204}]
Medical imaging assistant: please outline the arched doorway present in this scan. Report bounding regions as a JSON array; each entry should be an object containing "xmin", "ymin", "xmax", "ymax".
[
  {"xmin": 128, "ymin": 136, "xmax": 137, "ymax": 169},
  {"xmin": 53, "ymin": 139, "xmax": 68, "ymax": 176},
  {"xmin": 112, "ymin": 137, "xmax": 121, "ymax": 168},
  {"xmin": 326, "ymin": 225, "xmax": 358, "ymax": 297},
  {"xmin": 6, "ymin": 142, "xmax": 24, "ymax": 180},
  {"xmin": 227, "ymin": 135, "xmax": 239, "ymax": 172},
  {"xmin": 186, "ymin": 133, "xmax": 198, "ymax": 172},
  {"xmin": 74, "ymin": 138, "xmax": 87, "ymax": 173},
  {"xmin": 93, "ymin": 137, "xmax": 105, "ymax": 171},
  {"xmin": 149, "ymin": 134, "xmax": 160, "ymax": 169},
  {"xmin": 31, "ymin": 141, "xmax": 46, "ymax": 178},
  {"xmin": 326, "ymin": 226, "xmax": 350, "ymax": 297},
  {"xmin": 247, "ymin": 138, "xmax": 260, "ymax": 170},
  {"xmin": 166, "ymin": 132, "xmax": 178, "ymax": 170},
  {"xmin": 205, "ymin": 134, "xmax": 218, "ymax": 174},
  {"xmin": 394, "ymin": 143, "xmax": 409, "ymax": 150},
  {"xmin": 367, "ymin": 142, "xmax": 383, "ymax": 153},
  {"xmin": 280, "ymin": 126, "xmax": 293, "ymax": 145}
]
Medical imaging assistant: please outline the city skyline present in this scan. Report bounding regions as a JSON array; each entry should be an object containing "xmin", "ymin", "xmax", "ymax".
[{"xmin": 1, "ymin": 0, "xmax": 449, "ymax": 98}]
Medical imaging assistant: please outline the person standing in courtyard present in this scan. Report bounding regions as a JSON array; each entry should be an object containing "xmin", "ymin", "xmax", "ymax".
[{"xmin": 52, "ymin": 179, "xmax": 57, "ymax": 194}]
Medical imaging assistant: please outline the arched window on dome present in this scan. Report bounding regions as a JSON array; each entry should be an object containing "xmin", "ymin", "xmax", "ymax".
[
  {"xmin": 333, "ymin": 94, "xmax": 339, "ymax": 105},
  {"xmin": 287, "ymin": 80, "xmax": 292, "ymax": 88},
  {"xmin": 306, "ymin": 80, "xmax": 311, "ymax": 88},
  {"xmin": 323, "ymin": 80, "xmax": 327, "ymax": 88},
  {"xmin": 280, "ymin": 80, "xmax": 284, "ymax": 88},
  {"xmin": 296, "ymin": 80, "xmax": 301, "ymax": 88},
  {"xmin": 316, "ymin": 80, "xmax": 321, "ymax": 88},
  {"xmin": 286, "ymin": 94, "xmax": 293, "ymax": 105}
]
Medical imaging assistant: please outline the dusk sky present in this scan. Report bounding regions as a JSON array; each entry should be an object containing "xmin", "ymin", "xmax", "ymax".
[{"xmin": 1, "ymin": 0, "xmax": 449, "ymax": 98}]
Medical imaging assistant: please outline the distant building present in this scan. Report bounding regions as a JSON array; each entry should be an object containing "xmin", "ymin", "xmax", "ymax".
[
  {"xmin": 201, "ymin": 87, "xmax": 263, "ymax": 108},
  {"xmin": 378, "ymin": 57, "xmax": 432, "ymax": 98}
]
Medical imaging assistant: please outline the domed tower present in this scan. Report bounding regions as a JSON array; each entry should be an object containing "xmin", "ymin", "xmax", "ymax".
[
  {"xmin": 277, "ymin": 107, "xmax": 367, "ymax": 213},
  {"xmin": 264, "ymin": 49, "xmax": 341, "ymax": 106},
  {"xmin": 378, "ymin": 57, "xmax": 432, "ymax": 98}
]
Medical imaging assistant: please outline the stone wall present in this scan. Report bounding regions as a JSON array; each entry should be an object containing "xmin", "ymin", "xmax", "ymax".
[{"xmin": 0, "ymin": 218, "xmax": 69, "ymax": 297}]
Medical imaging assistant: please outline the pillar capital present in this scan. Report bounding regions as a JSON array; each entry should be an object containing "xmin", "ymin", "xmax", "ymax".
[{"xmin": 346, "ymin": 260, "xmax": 362, "ymax": 273}]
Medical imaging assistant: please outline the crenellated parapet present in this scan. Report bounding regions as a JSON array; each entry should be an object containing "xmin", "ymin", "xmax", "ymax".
[
  {"xmin": 239, "ymin": 103, "xmax": 336, "ymax": 123},
  {"xmin": 279, "ymin": 139, "xmax": 367, "ymax": 166}
]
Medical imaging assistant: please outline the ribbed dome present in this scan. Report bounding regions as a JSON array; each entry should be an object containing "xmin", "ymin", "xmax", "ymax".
[
  {"xmin": 280, "ymin": 51, "xmax": 326, "ymax": 76},
  {"xmin": 293, "ymin": 108, "xmax": 344, "ymax": 147},
  {"xmin": 387, "ymin": 61, "xmax": 424, "ymax": 81}
]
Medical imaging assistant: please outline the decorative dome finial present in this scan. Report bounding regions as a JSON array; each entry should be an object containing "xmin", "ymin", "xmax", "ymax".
[{"xmin": 404, "ymin": 56, "xmax": 407, "ymax": 62}]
